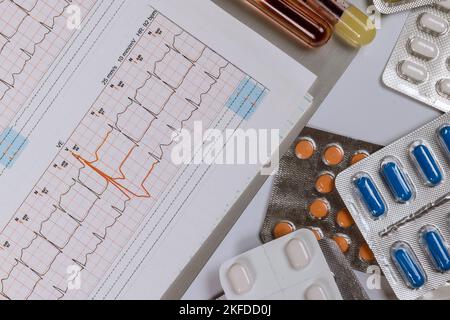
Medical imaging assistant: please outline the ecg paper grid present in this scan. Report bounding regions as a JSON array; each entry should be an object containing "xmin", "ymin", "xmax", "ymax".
[
  {"xmin": 0, "ymin": 0, "xmax": 97, "ymax": 136},
  {"xmin": 0, "ymin": 9, "xmax": 267, "ymax": 300}
]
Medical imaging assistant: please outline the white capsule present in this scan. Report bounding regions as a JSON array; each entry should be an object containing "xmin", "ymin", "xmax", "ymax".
[
  {"xmin": 227, "ymin": 263, "xmax": 253, "ymax": 295},
  {"xmin": 285, "ymin": 238, "xmax": 310, "ymax": 270},
  {"xmin": 398, "ymin": 60, "xmax": 428, "ymax": 84},
  {"xmin": 305, "ymin": 284, "xmax": 329, "ymax": 300},
  {"xmin": 408, "ymin": 37, "xmax": 439, "ymax": 60},
  {"xmin": 436, "ymin": 0, "xmax": 450, "ymax": 12},
  {"xmin": 437, "ymin": 79, "xmax": 450, "ymax": 98},
  {"xmin": 418, "ymin": 13, "xmax": 448, "ymax": 36}
]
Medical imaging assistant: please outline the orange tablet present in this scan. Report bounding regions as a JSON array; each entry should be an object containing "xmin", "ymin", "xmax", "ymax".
[
  {"xmin": 336, "ymin": 208, "xmax": 354, "ymax": 228},
  {"xmin": 359, "ymin": 243, "xmax": 375, "ymax": 263},
  {"xmin": 273, "ymin": 221, "xmax": 296, "ymax": 239},
  {"xmin": 351, "ymin": 151, "xmax": 369, "ymax": 165},
  {"xmin": 333, "ymin": 234, "xmax": 351, "ymax": 253},
  {"xmin": 315, "ymin": 173, "xmax": 335, "ymax": 194},
  {"xmin": 309, "ymin": 199, "xmax": 330, "ymax": 219},
  {"xmin": 323, "ymin": 144, "xmax": 344, "ymax": 166},
  {"xmin": 295, "ymin": 138, "xmax": 316, "ymax": 160}
]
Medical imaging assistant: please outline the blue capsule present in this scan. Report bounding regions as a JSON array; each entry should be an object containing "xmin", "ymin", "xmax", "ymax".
[
  {"xmin": 354, "ymin": 175, "xmax": 386, "ymax": 218},
  {"xmin": 438, "ymin": 125, "xmax": 450, "ymax": 156},
  {"xmin": 421, "ymin": 227, "xmax": 450, "ymax": 273},
  {"xmin": 381, "ymin": 161, "xmax": 413, "ymax": 203},
  {"xmin": 411, "ymin": 143, "xmax": 443, "ymax": 186},
  {"xmin": 391, "ymin": 242, "xmax": 426, "ymax": 289}
]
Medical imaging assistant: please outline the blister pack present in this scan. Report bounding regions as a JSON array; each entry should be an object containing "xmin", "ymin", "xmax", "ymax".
[
  {"xmin": 383, "ymin": 1, "xmax": 450, "ymax": 111},
  {"xmin": 336, "ymin": 113, "xmax": 450, "ymax": 300},
  {"xmin": 219, "ymin": 229, "xmax": 343, "ymax": 300},
  {"xmin": 374, "ymin": 0, "xmax": 438, "ymax": 14},
  {"xmin": 318, "ymin": 237, "xmax": 370, "ymax": 300},
  {"xmin": 261, "ymin": 127, "xmax": 382, "ymax": 272}
]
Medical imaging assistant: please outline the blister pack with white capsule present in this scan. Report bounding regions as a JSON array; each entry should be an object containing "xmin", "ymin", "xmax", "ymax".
[
  {"xmin": 336, "ymin": 112, "xmax": 450, "ymax": 300},
  {"xmin": 219, "ymin": 229, "xmax": 343, "ymax": 300},
  {"xmin": 383, "ymin": 1, "xmax": 450, "ymax": 111},
  {"xmin": 374, "ymin": 0, "xmax": 439, "ymax": 14}
]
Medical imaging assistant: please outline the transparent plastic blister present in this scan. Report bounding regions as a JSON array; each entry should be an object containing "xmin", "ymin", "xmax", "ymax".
[
  {"xmin": 374, "ymin": 0, "xmax": 439, "ymax": 14},
  {"xmin": 336, "ymin": 112, "xmax": 450, "ymax": 300},
  {"xmin": 380, "ymin": 156, "xmax": 416, "ymax": 204},
  {"xmin": 352, "ymin": 172, "xmax": 388, "ymax": 219},
  {"xmin": 419, "ymin": 225, "xmax": 450, "ymax": 272},
  {"xmin": 219, "ymin": 229, "xmax": 343, "ymax": 300},
  {"xmin": 383, "ymin": 2, "xmax": 450, "ymax": 111}
]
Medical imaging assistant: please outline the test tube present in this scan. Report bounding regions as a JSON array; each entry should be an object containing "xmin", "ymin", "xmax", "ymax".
[
  {"xmin": 247, "ymin": 0, "xmax": 333, "ymax": 48},
  {"xmin": 297, "ymin": 0, "xmax": 377, "ymax": 47}
]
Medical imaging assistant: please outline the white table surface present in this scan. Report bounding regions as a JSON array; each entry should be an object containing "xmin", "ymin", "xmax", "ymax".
[{"xmin": 183, "ymin": 3, "xmax": 442, "ymax": 300}]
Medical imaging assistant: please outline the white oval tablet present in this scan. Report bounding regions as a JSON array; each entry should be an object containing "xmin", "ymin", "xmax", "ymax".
[
  {"xmin": 285, "ymin": 238, "xmax": 310, "ymax": 270},
  {"xmin": 227, "ymin": 263, "xmax": 253, "ymax": 295},
  {"xmin": 398, "ymin": 60, "xmax": 428, "ymax": 84},
  {"xmin": 436, "ymin": 0, "xmax": 450, "ymax": 12},
  {"xmin": 418, "ymin": 13, "xmax": 448, "ymax": 35},
  {"xmin": 437, "ymin": 79, "xmax": 450, "ymax": 98},
  {"xmin": 408, "ymin": 37, "xmax": 439, "ymax": 60},
  {"xmin": 305, "ymin": 284, "xmax": 329, "ymax": 300}
]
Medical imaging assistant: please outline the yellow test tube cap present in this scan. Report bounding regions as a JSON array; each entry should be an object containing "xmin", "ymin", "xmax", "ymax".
[{"xmin": 335, "ymin": 5, "xmax": 376, "ymax": 47}]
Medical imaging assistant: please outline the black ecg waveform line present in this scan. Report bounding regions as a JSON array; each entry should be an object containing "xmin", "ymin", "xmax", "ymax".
[
  {"xmin": 0, "ymin": 0, "xmax": 99, "ymax": 173},
  {"xmin": 0, "ymin": 0, "xmax": 70, "ymax": 101},
  {"xmin": 0, "ymin": 0, "xmax": 108, "ymax": 175}
]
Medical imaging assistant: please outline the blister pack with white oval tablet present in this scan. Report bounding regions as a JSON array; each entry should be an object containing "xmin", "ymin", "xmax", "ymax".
[
  {"xmin": 336, "ymin": 112, "xmax": 450, "ymax": 300},
  {"xmin": 219, "ymin": 229, "xmax": 342, "ymax": 300},
  {"xmin": 374, "ymin": 0, "xmax": 438, "ymax": 14},
  {"xmin": 383, "ymin": 2, "xmax": 450, "ymax": 111}
]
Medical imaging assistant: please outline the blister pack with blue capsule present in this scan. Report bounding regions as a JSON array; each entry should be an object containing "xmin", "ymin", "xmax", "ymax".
[{"xmin": 336, "ymin": 113, "xmax": 450, "ymax": 300}]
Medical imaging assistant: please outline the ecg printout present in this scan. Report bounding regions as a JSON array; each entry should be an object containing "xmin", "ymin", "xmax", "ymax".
[
  {"xmin": 0, "ymin": 0, "xmax": 316, "ymax": 300},
  {"xmin": 0, "ymin": 0, "xmax": 98, "ymax": 168}
]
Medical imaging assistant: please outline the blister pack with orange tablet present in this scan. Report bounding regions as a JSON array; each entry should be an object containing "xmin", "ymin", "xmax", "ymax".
[
  {"xmin": 220, "ymin": 229, "xmax": 343, "ymax": 300},
  {"xmin": 261, "ymin": 127, "xmax": 382, "ymax": 272}
]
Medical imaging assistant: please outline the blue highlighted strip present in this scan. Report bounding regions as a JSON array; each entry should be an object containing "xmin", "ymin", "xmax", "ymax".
[
  {"xmin": 0, "ymin": 128, "xmax": 28, "ymax": 169},
  {"xmin": 225, "ymin": 77, "xmax": 267, "ymax": 120}
]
